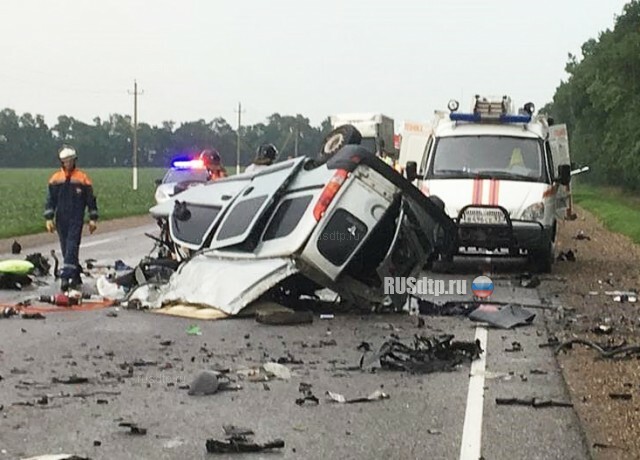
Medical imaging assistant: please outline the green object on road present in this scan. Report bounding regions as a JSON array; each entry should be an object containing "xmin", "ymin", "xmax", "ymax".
[
  {"xmin": 0, "ymin": 259, "xmax": 34, "ymax": 275},
  {"xmin": 186, "ymin": 324, "xmax": 202, "ymax": 336}
]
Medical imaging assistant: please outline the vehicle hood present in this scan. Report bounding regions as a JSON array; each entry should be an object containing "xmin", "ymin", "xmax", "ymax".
[{"xmin": 425, "ymin": 178, "xmax": 548, "ymax": 219}]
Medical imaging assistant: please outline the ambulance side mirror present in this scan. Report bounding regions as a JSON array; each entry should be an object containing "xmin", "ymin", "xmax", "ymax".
[
  {"xmin": 557, "ymin": 165, "xmax": 571, "ymax": 186},
  {"xmin": 154, "ymin": 178, "xmax": 163, "ymax": 186},
  {"xmin": 405, "ymin": 161, "xmax": 418, "ymax": 182}
]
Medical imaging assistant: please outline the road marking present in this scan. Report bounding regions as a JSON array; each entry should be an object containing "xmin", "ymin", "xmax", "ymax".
[
  {"xmin": 81, "ymin": 237, "xmax": 117, "ymax": 249},
  {"xmin": 459, "ymin": 326, "xmax": 488, "ymax": 460}
]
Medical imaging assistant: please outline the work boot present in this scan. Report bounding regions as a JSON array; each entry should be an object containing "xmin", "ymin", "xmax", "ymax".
[{"xmin": 60, "ymin": 277, "xmax": 72, "ymax": 292}]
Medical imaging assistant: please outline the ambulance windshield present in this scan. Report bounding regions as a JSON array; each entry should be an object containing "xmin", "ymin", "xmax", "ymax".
[{"xmin": 429, "ymin": 136, "xmax": 545, "ymax": 182}]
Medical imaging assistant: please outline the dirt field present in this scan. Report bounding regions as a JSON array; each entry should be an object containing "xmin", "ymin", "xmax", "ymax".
[{"xmin": 551, "ymin": 206, "xmax": 640, "ymax": 459}]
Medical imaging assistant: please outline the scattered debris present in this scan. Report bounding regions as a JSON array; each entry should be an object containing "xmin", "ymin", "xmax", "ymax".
[
  {"xmin": 427, "ymin": 429, "xmax": 442, "ymax": 435},
  {"xmin": 468, "ymin": 304, "xmax": 535, "ymax": 329},
  {"xmin": 573, "ymin": 230, "xmax": 591, "ymax": 241},
  {"xmin": 105, "ymin": 311, "xmax": 118, "ymax": 318},
  {"xmin": 25, "ymin": 253, "xmax": 51, "ymax": 276},
  {"xmin": 357, "ymin": 342, "xmax": 372, "ymax": 352},
  {"xmin": 518, "ymin": 273, "xmax": 541, "ymax": 288},
  {"xmin": 530, "ymin": 369, "xmax": 548, "ymax": 375},
  {"xmin": 21, "ymin": 312, "xmax": 45, "ymax": 320},
  {"xmin": 256, "ymin": 310, "xmax": 313, "ymax": 325},
  {"xmin": 326, "ymin": 389, "xmax": 389, "ymax": 404},
  {"xmin": 205, "ymin": 426, "xmax": 284, "ymax": 454},
  {"xmin": 296, "ymin": 393, "xmax": 320, "ymax": 406},
  {"xmin": 20, "ymin": 455, "xmax": 91, "ymax": 460},
  {"xmin": 555, "ymin": 339, "xmax": 640, "ymax": 359},
  {"xmin": 188, "ymin": 370, "xmax": 221, "ymax": 395},
  {"xmin": 592, "ymin": 325, "xmax": 613, "ymax": 335},
  {"xmin": 52, "ymin": 375, "xmax": 89, "ymax": 385},
  {"xmin": 262, "ymin": 362, "xmax": 292, "ymax": 380},
  {"xmin": 609, "ymin": 393, "xmax": 632, "ymax": 401},
  {"xmin": 11, "ymin": 240, "xmax": 22, "ymax": 254},
  {"xmin": 364, "ymin": 334, "xmax": 482, "ymax": 374},
  {"xmin": 160, "ymin": 340, "xmax": 173, "ymax": 346},
  {"xmin": 320, "ymin": 314, "xmax": 334, "ymax": 320},
  {"xmin": 119, "ymin": 422, "xmax": 147, "ymax": 435},
  {"xmin": 593, "ymin": 442, "xmax": 627, "ymax": 450},
  {"xmin": 613, "ymin": 294, "xmax": 638, "ymax": 303},
  {"xmin": 186, "ymin": 324, "xmax": 202, "ymax": 336},
  {"xmin": 557, "ymin": 250, "xmax": 576, "ymax": 262},
  {"xmin": 505, "ymin": 342, "xmax": 523, "ymax": 352},
  {"xmin": 495, "ymin": 397, "xmax": 573, "ymax": 408},
  {"xmin": 2, "ymin": 306, "xmax": 18, "ymax": 318}
]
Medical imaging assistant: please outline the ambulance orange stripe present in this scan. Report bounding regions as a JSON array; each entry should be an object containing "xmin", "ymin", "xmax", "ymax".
[
  {"xmin": 472, "ymin": 178, "xmax": 483, "ymax": 204},
  {"xmin": 489, "ymin": 179, "xmax": 500, "ymax": 205}
]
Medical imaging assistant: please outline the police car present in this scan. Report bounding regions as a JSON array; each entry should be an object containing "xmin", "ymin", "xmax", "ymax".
[{"xmin": 154, "ymin": 158, "xmax": 211, "ymax": 204}]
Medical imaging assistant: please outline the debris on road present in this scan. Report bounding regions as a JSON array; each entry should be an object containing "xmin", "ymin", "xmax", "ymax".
[
  {"xmin": 613, "ymin": 294, "xmax": 638, "ymax": 303},
  {"xmin": 20, "ymin": 455, "xmax": 91, "ymax": 460},
  {"xmin": 205, "ymin": 426, "xmax": 285, "ymax": 454},
  {"xmin": 555, "ymin": 339, "xmax": 640, "ymax": 359},
  {"xmin": 255, "ymin": 309, "xmax": 313, "ymax": 325},
  {"xmin": 364, "ymin": 334, "xmax": 482, "ymax": 373},
  {"xmin": 263, "ymin": 362, "xmax": 292, "ymax": 380},
  {"xmin": 518, "ymin": 273, "xmax": 541, "ymax": 289},
  {"xmin": 496, "ymin": 397, "xmax": 573, "ymax": 408},
  {"xmin": 609, "ymin": 393, "xmax": 632, "ymax": 401},
  {"xmin": 326, "ymin": 389, "xmax": 389, "ymax": 404},
  {"xmin": 21, "ymin": 312, "xmax": 45, "ymax": 320},
  {"xmin": 187, "ymin": 370, "xmax": 242, "ymax": 395},
  {"xmin": 505, "ymin": 341, "xmax": 523, "ymax": 352},
  {"xmin": 2, "ymin": 306, "xmax": 18, "ymax": 318},
  {"xmin": 186, "ymin": 324, "xmax": 202, "ymax": 336},
  {"xmin": 468, "ymin": 304, "xmax": 535, "ymax": 329},
  {"xmin": 119, "ymin": 422, "xmax": 147, "ymax": 435},
  {"xmin": 52, "ymin": 375, "xmax": 89, "ymax": 384},
  {"xmin": 592, "ymin": 324, "xmax": 613, "ymax": 335}
]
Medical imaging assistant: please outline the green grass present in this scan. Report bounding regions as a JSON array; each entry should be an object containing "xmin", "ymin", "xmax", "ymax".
[
  {"xmin": 0, "ymin": 168, "xmax": 165, "ymax": 239},
  {"xmin": 573, "ymin": 183, "xmax": 640, "ymax": 244}
]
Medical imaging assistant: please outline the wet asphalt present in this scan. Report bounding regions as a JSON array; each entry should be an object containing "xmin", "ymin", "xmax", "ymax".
[{"xmin": 0, "ymin": 227, "xmax": 589, "ymax": 459}]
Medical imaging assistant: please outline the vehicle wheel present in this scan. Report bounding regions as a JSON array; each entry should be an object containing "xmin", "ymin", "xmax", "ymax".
[
  {"xmin": 529, "ymin": 241, "xmax": 553, "ymax": 274},
  {"xmin": 316, "ymin": 124, "xmax": 362, "ymax": 166}
]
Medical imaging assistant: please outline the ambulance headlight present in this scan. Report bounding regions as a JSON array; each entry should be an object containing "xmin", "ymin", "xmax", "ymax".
[
  {"xmin": 448, "ymin": 99, "xmax": 460, "ymax": 112},
  {"xmin": 521, "ymin": 202, "xmax": 545, "ymax": 221}
]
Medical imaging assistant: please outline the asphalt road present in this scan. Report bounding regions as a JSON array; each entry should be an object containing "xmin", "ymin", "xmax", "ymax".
[{"xmin": 0, "ymin": 226, "xmax": 590, "ymax": 459}]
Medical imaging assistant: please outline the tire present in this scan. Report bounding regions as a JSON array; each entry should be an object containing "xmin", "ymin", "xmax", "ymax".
[{"xmin": 316, "ymin": 124, "xmax": 362, "ymax": 166}]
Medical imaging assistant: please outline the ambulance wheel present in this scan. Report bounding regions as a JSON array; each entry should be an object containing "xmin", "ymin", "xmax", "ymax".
[{"xmin": 316, "ymin": 124, "xmax": 362, "ymax": 165}]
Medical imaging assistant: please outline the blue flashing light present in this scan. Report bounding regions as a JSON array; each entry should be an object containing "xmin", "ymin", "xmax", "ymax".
[
  {"xmin": 449, "ymin": 112, "xmax": 531, "ymax": 124},
  {"xmin": 449, "ymin": 112, "xmax": 481, "ymax": 122},
  {"xmin": 172, "ymin": 159, "xmax": 205, "ymax": 169},
  {"xmin": 499, "ymin": 114, "xmax": 531, "ymax": 123}
]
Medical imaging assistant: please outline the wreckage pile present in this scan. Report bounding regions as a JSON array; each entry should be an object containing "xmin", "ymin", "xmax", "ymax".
[{"xmin": 365, "ymin": 334, "xmax": 483, "ymax": 374}]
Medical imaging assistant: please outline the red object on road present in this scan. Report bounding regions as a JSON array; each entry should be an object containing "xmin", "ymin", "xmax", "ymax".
[{"xmin": 39, "ymin": 293, "xmax": 81, "ymax": 307}]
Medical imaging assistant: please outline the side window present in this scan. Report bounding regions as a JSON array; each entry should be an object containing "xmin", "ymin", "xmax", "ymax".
[
  {"xmin": 263, "ymin": 195, "xmax": 313, "ymax": 241},
  {"xmin": 421, "ymin": 136, "xmax": 434, "ymax": 177}
]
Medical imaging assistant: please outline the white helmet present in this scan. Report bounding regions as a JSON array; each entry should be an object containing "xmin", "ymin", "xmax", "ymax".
[{"xmin": 58, "ymin": 146, "xmax": 77, "ymax": 161}]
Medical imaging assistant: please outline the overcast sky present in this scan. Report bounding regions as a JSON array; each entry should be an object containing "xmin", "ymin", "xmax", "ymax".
[{"xmin": 0, "ymin": 0, "xmax": 629, "ymax": 128}]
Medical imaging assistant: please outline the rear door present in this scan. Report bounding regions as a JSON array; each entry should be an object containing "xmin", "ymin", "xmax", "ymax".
[
  {"xmin": 548, "ymin": 124, "xmax": 571, "ymax": 219},
  {"xmin": 209, "ymin": 157, "xmax": 306, "ymax": 250}
]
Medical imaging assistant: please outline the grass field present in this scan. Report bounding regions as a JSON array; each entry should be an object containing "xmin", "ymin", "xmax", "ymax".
[
  {"xmin": 0, "ymin": 168, "xmax": 165, "ymax": 239},
  {"xmin": 573, "ymin": 183, "xmax": 640, "ymax": 244}
]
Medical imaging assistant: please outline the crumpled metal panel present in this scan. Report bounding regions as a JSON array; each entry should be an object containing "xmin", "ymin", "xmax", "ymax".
[{"xmin": 155, "ymin": 254, "xmax": 299, "ymax": 316}]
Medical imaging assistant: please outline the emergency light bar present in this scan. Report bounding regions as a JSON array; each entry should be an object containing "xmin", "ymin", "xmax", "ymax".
[
  {"xmin": 449, "ymin": 112, "xmax": 531, "ymax": 124},
  {"xmin": 172, "ymin": 159, "xmax": 205, "ymax": 169}
]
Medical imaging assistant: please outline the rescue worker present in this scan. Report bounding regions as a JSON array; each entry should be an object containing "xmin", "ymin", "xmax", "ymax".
[
  {"xmin": 245, "ymin": 143, "xmax": 277, "ymax": 174},
  {"xmin": 199, "ymin": 149, "xmax": 228, "ymax": 180},
  {"xmin": 44, "ymin": 146, "xmax": 98, "ymax": 291}
]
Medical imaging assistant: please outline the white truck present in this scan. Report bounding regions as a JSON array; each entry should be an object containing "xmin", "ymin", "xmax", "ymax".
[
  {"xmin": 404, "ymin": 95, "xmax": 574, "ymax": 273},
  {"xmin": 330, "ymin": 113, "xmax": 397, "ymax": 157}
]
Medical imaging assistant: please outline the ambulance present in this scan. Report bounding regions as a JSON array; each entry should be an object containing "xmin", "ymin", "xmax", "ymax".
[{"xmin": 404, "ymin": 95, "xmax": 573, "ymax": 272}]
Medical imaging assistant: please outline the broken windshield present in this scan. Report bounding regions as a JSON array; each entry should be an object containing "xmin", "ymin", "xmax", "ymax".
[{"xmin": 429, "ymin": 136, "xmax": 545, "ymax": 182}]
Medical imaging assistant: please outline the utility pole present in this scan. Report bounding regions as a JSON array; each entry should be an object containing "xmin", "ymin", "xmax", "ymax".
[
  {"xmin": 128, "ymin": 80, "xmax": 143, "ymax": 190},
  {"xmin": 235, "ymin": 102, "xmax": 245, "ymax": 175}
]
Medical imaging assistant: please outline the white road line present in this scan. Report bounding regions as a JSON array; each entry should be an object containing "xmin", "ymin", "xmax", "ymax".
[
  {"xmin": 80, "ymin": 237, "xmax": 117, "ymax": 249},
  {"xmin": 459, "ymin": 326, "xmax": 488, "ymax": 460}
]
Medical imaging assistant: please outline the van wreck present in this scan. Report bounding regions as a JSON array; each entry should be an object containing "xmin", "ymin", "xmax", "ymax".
[{"xmin": 137, "ymin": 139, "xmax": 456, "ymax": 318}]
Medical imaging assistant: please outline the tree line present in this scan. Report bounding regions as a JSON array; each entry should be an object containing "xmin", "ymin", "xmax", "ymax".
[
  {"xmin": 0, "ymin": 109, "xmax": 332, "ymax": 168},
  {"xmin": 543, "ymin": 0, "xmax": 640, "ymax": 191}
]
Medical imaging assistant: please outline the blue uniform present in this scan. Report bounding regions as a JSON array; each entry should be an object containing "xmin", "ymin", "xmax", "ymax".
[{"xmin": 44, "ymin": 168, "xmax": 98, "ymax": 285}]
